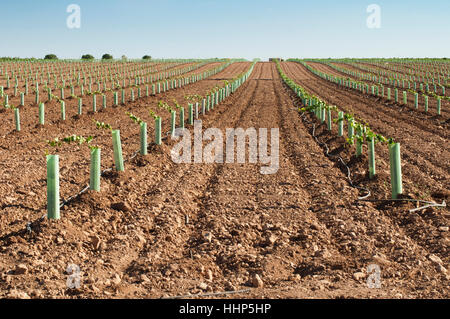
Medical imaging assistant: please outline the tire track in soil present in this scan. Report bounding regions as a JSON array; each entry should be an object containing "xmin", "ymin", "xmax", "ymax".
[
  {"xmin": 176, "ymin": 62, "xmax": 325, "ymax": 292},
  {"xmin": 129, "ymin": 62, "xmax": 260, "ymax": 212},
  {"xmin": 262, "ymin": 65, "xmax": 361, "ymax": 280},
  {"xmin": 117, "ymin": 63, "xmax": 279, "ymax": 297},
  {"xmin": 179, "ymin": 63, "xmax": 332, "ymax": 290},
  {"xmin": 281, "ymin": 62, "xmax": 449, "ymax": 196},
  {"xmin": 151, "ymin": 62, "xmax": 446, "ymax": 298},
  {"xmin": 131, "ymin": 62, "xmax": 264, "ymax": 228},
  {"xmin": 110, "ymin": 62, "xmax": 266, "ymax": 297},
  {"xmin": 180, "ymin": 62, "xmax": 448, "ymax": 298}
]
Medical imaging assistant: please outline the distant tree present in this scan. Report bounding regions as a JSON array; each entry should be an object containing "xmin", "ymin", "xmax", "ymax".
[
  {"xmin": 44, "ymin": 54, "xmax": 58, "ymax": 60},
  {"xmin": 142, "ymin": 55, "xmax": 152, "ymax": 60},
  {"xmin": 0, "ymin": 57, "xmax": 37, "ymax": 61},
  {"xmin": 102, "ymin": 53, "xmax": 113, "ymax": 60},
  {"xmin": 121, "ymin": 55, "xmax": 127, "ymax": 62},
  {"xmin": 81, "ymin": 54, "xmax": 94, "ymax": 60}
]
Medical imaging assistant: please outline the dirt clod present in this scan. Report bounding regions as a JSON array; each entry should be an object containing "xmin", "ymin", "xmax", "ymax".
[
  {"xmin": 353, "ymin": 272, "xmax": 366, "ymax": 281},
  {"xmin": 111, "ymin": 201, "xmax": 132, "ymax": 212},
  {"xmin": 14, "ymin": 264, "xmax": 28, "ymax": 275}
]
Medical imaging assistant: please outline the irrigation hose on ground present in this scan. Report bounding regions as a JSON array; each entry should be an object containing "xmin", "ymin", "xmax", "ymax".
[
  {"xmin": 22, "ymin": 79, "xmax": 246, "ymax": 236},
  {"xmin": 17, "ymin": 78, "xmax": 448, "ymax": 238},
  {"xmin": 290, "ymin": 90, "xmax": 446, "ymax": 213}
]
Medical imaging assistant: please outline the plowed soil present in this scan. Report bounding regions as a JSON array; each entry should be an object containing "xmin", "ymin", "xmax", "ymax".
[
  {"xmin": 0, "ymin": 62, "xmax": 448, "ymax": 299},
  {"xmin": 325, "ymin": 61, "xmax": 450, "ymax": 118}
]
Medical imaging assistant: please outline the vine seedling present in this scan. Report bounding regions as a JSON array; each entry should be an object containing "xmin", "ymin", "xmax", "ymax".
[
  {"xmin": 126, "ymin": 111, "xmax": 148, "ymax": 155},
  {"xmin": 94, "ymin": 120, "xmax": 124, "ymax": 171},
  {"xmin": 47, "ymin": 134, "xmax": 101, "ymax": 192},
  {"xmin": 149, "ymin": 110, "xmax": 161, "ymax": 145},
  {"xmin": 158, "ymin": 100, "xmax": 176, "ymax": 137}
]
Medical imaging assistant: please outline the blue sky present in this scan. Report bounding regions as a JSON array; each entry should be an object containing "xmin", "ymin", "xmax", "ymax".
[{"xmin": 0, "ymin": 0, "xmax": 449, "ymax": 60}]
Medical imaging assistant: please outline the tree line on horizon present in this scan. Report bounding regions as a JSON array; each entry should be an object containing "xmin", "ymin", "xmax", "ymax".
[{"xmin": 0, "ymin": 54, "xmax": 153, "ymax": 61}]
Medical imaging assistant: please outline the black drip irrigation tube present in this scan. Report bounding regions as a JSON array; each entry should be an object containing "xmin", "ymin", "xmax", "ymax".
[
  {"xmin": 8, "ymin": 124, "xmax": 181, "ymax": 241},
  {"xmin": 289, "ymin": 89, "xmax": 446, "ymax": 213},
  {"xmin": 19, "ymin": 65, "xmax": 256, "ymax": 239},
  {"xmin": 300, "ymin": 110, "xmax": 371, "ymax": 200},
  {"xmin": 25, "ymin": 127, "xmax": 175, "ymax": 237}
]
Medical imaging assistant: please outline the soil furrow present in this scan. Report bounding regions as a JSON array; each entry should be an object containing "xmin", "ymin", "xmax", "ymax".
[
  {"xmin": 281, "ymin": 62, "xmax": 449, "ymax": 197},
  {"xmin": 0, "ymin": 62, "xmax": 448, "ymax": 300}
]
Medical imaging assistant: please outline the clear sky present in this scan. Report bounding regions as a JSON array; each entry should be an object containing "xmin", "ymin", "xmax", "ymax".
[{"xmin": 0, "ymin": 0, "xmax": 449, "ymax": 60}]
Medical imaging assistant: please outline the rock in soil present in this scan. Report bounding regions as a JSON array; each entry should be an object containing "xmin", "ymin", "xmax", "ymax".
[{"xmin": 251, "ymin": 274, "xmax": 264, "ymax": 288}]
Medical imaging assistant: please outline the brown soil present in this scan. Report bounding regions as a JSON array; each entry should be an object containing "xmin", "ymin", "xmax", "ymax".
[
  {"xmin": 282, "ymin": 62, "xmax": 449, "ymax": 196},
  {"xmin": 0, "ymin": 62, "xmax": 448, "ymax": 299},
  {"xmin": 354, "ymin": 61, "xmax": 449, "ymax": 89},
  {"xmin": 325, "ymin": 61, "xmax": 450, "ymax": 118}
]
